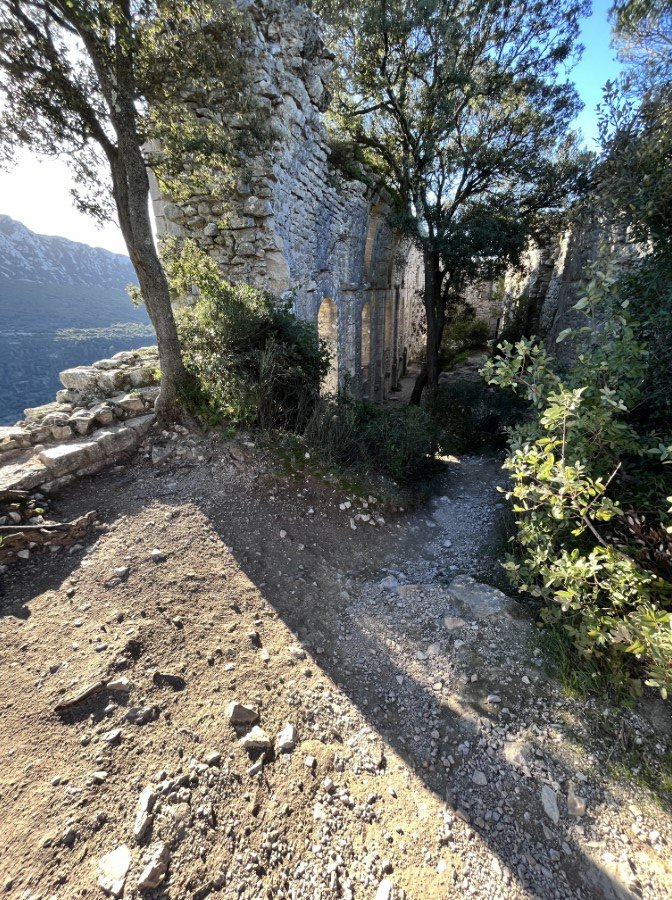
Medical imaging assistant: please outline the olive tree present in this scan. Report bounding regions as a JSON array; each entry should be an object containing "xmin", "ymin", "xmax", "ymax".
[
  {"xmin": 315, "ymin": 0, "xmax": 590, "ymax": 401},
  {"xmin": 0, "ymin": 0, "xmax": 250, "ymax": 421}
]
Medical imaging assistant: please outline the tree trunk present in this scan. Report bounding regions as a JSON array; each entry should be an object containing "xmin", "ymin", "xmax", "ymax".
[
  {"xmin": 110, "ymin": 132, "xmax": 189, "ymax": 425},
  {"xmin": 410, "ymin": 249, "xmax": 445, "ymax": 405}
]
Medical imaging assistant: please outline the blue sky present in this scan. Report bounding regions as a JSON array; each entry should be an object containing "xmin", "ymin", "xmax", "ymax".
[
  {"xmin": 573, "ymin": 0, "xmax": 622, "ymax": 147},
  {"xmin": 0, "ymin": 1, "xmax": 622, "ymax": 254}
]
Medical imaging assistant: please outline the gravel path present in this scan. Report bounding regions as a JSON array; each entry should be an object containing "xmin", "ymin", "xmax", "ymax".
[{"xmin": 0, "ymin": 434, "xmax": 670, "ymax": 899}]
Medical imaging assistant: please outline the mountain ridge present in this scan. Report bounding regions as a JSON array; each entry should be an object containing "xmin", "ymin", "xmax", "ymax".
[{"xmin": 0, "ymin": 214, "xmax": 136, "ymax": 287}]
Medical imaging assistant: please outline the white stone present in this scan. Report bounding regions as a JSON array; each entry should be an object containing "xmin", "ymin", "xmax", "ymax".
[
  {"xmin": 240, "ymin": 726, "xmax": 271, "ymax": 751},
  {"xmin": 276, "ymin": 723, "xmax": 296, "ymax": 752},
  {"xmin": 98, "ymin": 845, "xmax": 131, "ymax": 898},
  {"xmin": 541, "ymin": 785, "xmax": 560, "ymax": 824}
]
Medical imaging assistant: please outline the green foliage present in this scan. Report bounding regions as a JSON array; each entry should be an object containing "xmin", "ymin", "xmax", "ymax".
[
  {"xmin": 484, "ymin": 263, "xmax": 672, "ymax": 698},
  {"xmin": 315, "ymin": 0, "xmax": 590, "ymax": 398},
  {"xmin": 168, "ymin": 242, "xmax": 328, "ymax": 431},
  {"xmin": 0, "ymin": 0, "xmax": 251, "ymax": 223},
  {"xmin": 428, "ymin": 378, "xmax": 529, "ymax": 455},
  {"xmin": 303, "ymin": 396, "xmax": 437, "ymax": 483},
  {"xmin": 439, "ymin": 311, "xmax": 490, "ymax": 370}
]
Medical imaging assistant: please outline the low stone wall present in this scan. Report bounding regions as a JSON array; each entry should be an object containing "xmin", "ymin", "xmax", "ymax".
[{"xmin": 0, "ymin": 346, "xmax": 159, "ymax": 497}]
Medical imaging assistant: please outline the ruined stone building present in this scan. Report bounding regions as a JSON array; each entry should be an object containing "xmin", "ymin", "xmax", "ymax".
[
  {"xmin": 149, "ymin": 0, "xmax": 625, "ymax": 393},
  {"xmin": 150, "ymin": 0, "xmax": 426, "ymax": 401}
]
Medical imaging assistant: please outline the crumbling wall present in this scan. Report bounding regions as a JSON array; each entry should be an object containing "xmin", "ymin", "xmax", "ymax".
[
  {"xmin": 0, "ymin": 348, "xmax": 159, "ymax": 498},
  {"xmin": 150, "ymin": 0, "xmax": 424, "ymax": 400},
  {"xmin": 496, "ymin": 216, "xmax": 637, "ymax": 356}
]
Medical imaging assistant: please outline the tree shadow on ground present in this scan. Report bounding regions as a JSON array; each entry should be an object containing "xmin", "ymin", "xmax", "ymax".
[{"xmin": 0, "ymin": 454, "xmax": 658, "ymax": 899}]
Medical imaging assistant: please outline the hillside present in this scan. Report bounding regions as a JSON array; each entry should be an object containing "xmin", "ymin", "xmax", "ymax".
[
  {"xmin": 0, "ymin": 216, "xmax": 154, "ymax": 424},
  {"xmin": 0, "ymin": 215, "xmax": 136, "ymax": 287}
]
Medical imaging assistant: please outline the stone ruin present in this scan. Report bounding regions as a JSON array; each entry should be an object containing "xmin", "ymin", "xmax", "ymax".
[
  {"xmin": 0, "ymin": 348, "xmax": 158, "ymax": 493},
  {"xmin": 150, "ymin": 0, "xmax": 427, "ymax": 402}
]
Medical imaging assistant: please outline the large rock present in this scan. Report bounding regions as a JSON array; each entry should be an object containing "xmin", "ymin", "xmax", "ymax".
[
  {"xmin": 38, "ymin": 440, "xmax": 103, "ymax": 478},
  {"xmin": 446, "ymin": 576, "xmax": 516, "ymax": 619},
  {"xmin": 59, "ymin": 365, "xmax": 101, "ymax": 393},
  {"xmin": 98, "ymin": 845, "xmax": 132, "ymax": 898},
  {"xmin": 95, "ymin": 425, "xmax": 139, "ymax": 457}
]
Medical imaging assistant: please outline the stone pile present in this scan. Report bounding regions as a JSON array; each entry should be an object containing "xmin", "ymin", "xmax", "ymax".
[{"xmin": 0, "ymin": 346, "xmax": 159, "ymax": 497}]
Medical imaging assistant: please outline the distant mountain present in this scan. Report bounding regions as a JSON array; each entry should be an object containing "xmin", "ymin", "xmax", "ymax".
[
  {"xmin": 0, "ymin": 215, "xmax": 154, "ymax": 424},
  {"xmin": 0, "ymin": 214, "xmax": 136, "ymax": 287}
]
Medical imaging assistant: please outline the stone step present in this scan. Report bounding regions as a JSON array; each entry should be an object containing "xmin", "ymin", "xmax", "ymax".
[{"xmin": 0, "ymin": 414, "xmax": 155, "ymax": 494}]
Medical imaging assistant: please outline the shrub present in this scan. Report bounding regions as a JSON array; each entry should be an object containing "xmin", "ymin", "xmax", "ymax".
[
  {"xmin": 303, "ymin": 396, "xmax": 437, "ymax": 482},
  {"xmin": 428, "ymin": 378, "xmax": 529, "ymax": 454},
  {"xmin": 483, "ymin": 262, "xmax": 672, "ymax": 698},
  {"xmin": 168, "ymin": 241, "xmax": 329, "ymax": 430},
  {"xmin": 439, "ymin": 309, "xmax": 490, "ymax": 370}
]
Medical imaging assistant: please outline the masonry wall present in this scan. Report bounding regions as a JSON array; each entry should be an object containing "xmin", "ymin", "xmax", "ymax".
[{"xmin": 151, "ymin": 0, "xmax": 425, "ymax": 401}]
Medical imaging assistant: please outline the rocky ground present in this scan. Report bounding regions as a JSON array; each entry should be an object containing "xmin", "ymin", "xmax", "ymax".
[{"xmin": 0, "ymin": 427, "xmax": 671, "ymax": 900}]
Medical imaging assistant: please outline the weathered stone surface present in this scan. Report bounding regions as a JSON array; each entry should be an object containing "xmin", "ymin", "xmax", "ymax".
[
  {"xmin": 541, "ymin": 785, "xmax": 560, "ymax": 824},
  {"xmin": 447, "ymin": 576, "xmax": 515, "ymax": 619},
  {"xmin": 240, "ymin": 726, "xmax": 271, "ymax": 751},
  {"xmin": 23, "ymin": 401, "xmax": 68, "ymax": 423},
  {"xmin": 150, "ymin": 0, "xmax": 425, "ymax": 401},
  {"xmin": 0, "ymin": 455, "xmax": 50, "ymax": 493},
  {"xmin": 227, "ymin": 701, "xmax": 259, "ymax": 725},
  {"xmin": 38, "ymin": 440, "xmax": 103, "ymax": 478},
  {"xmin": 137, "ymin": 842, "xmax": 170, "ymax": 890},
  {"xmin": 0, "ymin": 426, "xmax": 30, "ymax": 450},
  {"xmin": 59, "ymin": 365, "xmax": 101, "ymax": 392},
  {"xmin": 95, "ymin": 425, "xmax": 139, "ymax": 457},
  {"xmin": 98, "ymin": 844, "xmax": 131, "ymax": 898}
]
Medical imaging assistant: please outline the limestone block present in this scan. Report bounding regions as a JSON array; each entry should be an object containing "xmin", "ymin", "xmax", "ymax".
[
  {"xmin": 0, "ymin": 426, "xmax": 31, "ymax": 450},
  {"xmin": 56, "ymin": 389, "xmax": 83, "ymax": 405},
  {"xmin": 59, "ymin": 366, "xmax": 101, "ymax": 392},
  {"xmin": 110, "ymin": 393, "xmax": 145, "ymax": 416},
  {"xmin": 96, "ymin": 369, "xmax": 128, "ymax": 394},
  {"xmin": 68, "ymin": 410, "xmax": 97, "ymax": 436},
  {"xmin": 111, "ymin": 350, "xmax": 139, "ymax": 364},
  {"xmin": 0, "ymin": 456, "xmax": 50, "ymax": 493},
  {"xmin": 95, "ymin": 425, "xmax": 139, "ymax": 457},
  {"xmin": 39, "ymin": 441, "xmax": 103, "ymax": 478},
  {"xmin": 92, "ymin": 404, "xmax": 115, "ymax": 426},
  {"xmin": 126, "ymin": 414, "xmax": 156, "ymax": 437},
  {"xmin": 127, "ymin": 365, "xmax": 158, "ymax": 388},
  {"xmin": 136, "ymin": 386, "xmax": 160, "ymax": 404},
  {"xmin": 243, "ymin": 196, "xmax": 273, "ymax": 218},
  {"xmin": 93, "ymin": 357, "xmax": 122, "ymax": 371},
  {"xmin": 24, "ymin": 401, "xmax": 70, "ymax": 424},
  {"xmin": 264, "ymin": 250, "xmax": 291, "ymax": 293},
  {"xmin": 50, "ymin": 425, "xmax": 73, "ymax": 442}
]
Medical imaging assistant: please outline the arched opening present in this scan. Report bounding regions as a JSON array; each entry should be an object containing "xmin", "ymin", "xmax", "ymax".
[
  {"xmin": 384, "ymin": 291, "xmax": 394, "ymax": 395},
  {"xmin": 361, "ymin": 301, "xmax": 372, "ymax": 398},
  {"xmin": 318, "ymin": 298, "xmax": 339, "ymax": 395}
]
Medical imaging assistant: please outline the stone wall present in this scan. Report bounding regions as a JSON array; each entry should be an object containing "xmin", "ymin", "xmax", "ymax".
[
  {"xmin": 150, "ymin": 0, "xmax": 425, "ymax": 400},
  {"xmin": 495, "ymin": 216, "xmax": 638, "ymax": 355},
  {"xmin": 0, "ymin": 347, "xmax": 159, "ymax": 497}
]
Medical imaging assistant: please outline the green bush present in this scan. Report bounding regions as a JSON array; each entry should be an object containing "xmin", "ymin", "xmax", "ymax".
[
  {"xmin": 168, "ymin": 241, "xmax": 329, "ymax": 430},
  {"xmin": 303, "ymin": 396, "xmax": 437, "ymax": 482},
  {"xmin": 428, "ymin": 378, "xmax": 529, "ymax": 454},
  {"xmin": 483, "ymin": 261, "xmax": 672, "ymax": 698},
  {"xmin": 439, "ymin": 309, "xmax": 490, "ymax": 370}
]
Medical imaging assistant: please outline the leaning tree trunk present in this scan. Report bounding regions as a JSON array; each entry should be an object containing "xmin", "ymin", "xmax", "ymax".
[
  {"xmin": 110, "ymin": 131, "xmax": 189, "ymax": 424},
  {"xmin": 410, "ymin": 249, "xmax": 445, "ymax": 405}
]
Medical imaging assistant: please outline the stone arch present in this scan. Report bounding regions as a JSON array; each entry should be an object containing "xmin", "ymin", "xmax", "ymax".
[
  {"xmin": 361, "ymin": 301, "xmax": 372, "ymax": 398},
  {"xmin": 318, "ymin": 297, "xmax": 339, "ymax": 395}
]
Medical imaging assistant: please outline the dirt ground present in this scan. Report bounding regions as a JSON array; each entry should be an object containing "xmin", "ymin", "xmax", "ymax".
[{"xmin": 1, "ymin": 426, "xmax": 671, "ymax": 900}]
